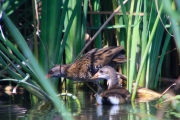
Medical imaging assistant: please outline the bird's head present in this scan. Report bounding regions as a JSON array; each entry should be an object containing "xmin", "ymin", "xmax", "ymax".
[
  {"xmin": 91, "ymin": 66, "xmax": 119, "ymax": 88},
  {"xmin": 91, "ymin": 66, "xmax": 111, "ymax": 80},
  {"xmin": 46, "ymin": 65, "xmax": 67, "ymax": 78}
]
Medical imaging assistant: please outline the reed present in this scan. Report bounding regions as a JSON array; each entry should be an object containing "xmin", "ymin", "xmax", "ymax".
[
  {"xmin": 163, "ymin": 0, "xmax": 180, "ymax": 61},
  {"xmin": 0, "ymin": 0, "xmax": 178, "ymax": 111},
  {"xmin": 2, "ymin": 12, "xmax": 73, "ymax": 120}
]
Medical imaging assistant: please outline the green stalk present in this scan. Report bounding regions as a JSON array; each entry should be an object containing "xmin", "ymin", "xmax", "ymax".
[
  {"xmin": 128, "ymin": 0, "xmax": 141, "ymax": 93},
  {"xmin": 64, "ymin": 0, "xmax": 83, "ymax": 106},
  {"xmin": 39, "ymin": 0, "xmax": 48, "ymax": 69},
  {"xmin": 0, "ymin": 43, "xmax": 38, "ymax": 81},
  {"xmin": 1, "ymin": 37, "xmax": 29, "ymax": 64},
  {"xmin": 4, "ymin": 0, "xmax": 27, "ymax": 15},
  {"xmin": 92, "ymin": 0, "xmax": 102, "ymax": 48},
  {"xmin": 139, "ymin": 0, "xmax": 147, "ymax": 87},
  {"xmin": 145, "ymin": 2, "xmax": 153, "ymax": 87},
  {"xmin": 147, "ymin": 0, "xmax": 167, "ymax": 88},
  {"xmin": 163, "ymin": 0, "xmax": 180, "ymax": 22},
  {"xmin": 118, "ymin": 0, "xmax": 128, "ymax": 31},
  {"xmin": 112, "ymin": 0, "xmax": 120, "ymax": 42},
  {"xmin": 163, "ymin": 0, "xmax": 180, "ymax": 61},
  {"xmin": 131, "ymin": 3, "xmax": 163, "ymax": 101},
  {"xmin": 58, "ymin": 1, "xmax": 82, "ymax": 63},
  {"xmin": 154, "ymin": 28, "xmax": 172, "ymax": 88},
  {"xmin": 0, "ymin": 75, "xmax": 52, "ymax": 101},
  {"xmin": 117, "ymin": 0, "xmax": 127, "ymax": 76},
  {"xmin": 47, "ymin": 0, "xmax": 62, "ymax": 61},
  {"xmin": 87, "ymin": 24, "xmax": 130, "ymax": 29},
  {"xmin": 32, "ymin": 0, "xmax": 39, "ymax": 60},
  {"xmin": 73, "ymin": 0, "xmax": 83, "ymax": 57},
  {"xmin": 126, "ymin": 0, "xmax": 135, "ymax": 90},
  {"xmin": 81, "ymin": 0, "xmax": 88, "ymax": 48},
  {"xmin": 0, "ymin": 50, "xmax": 25, "ymax": 77},
  {"xmin": 0, "ymin": 55, "xmax": 22, "ymax": 79},
  {"xmin": 55, "ymin": 0, "xmax": 69, "ymax": 63},
  {"xmin": 3, "ymin": 13, "xmax": 73, "ymax": 120},
  {"xmin": 149, "ymin": 19, "xmax": 166, "ymax": 89}
]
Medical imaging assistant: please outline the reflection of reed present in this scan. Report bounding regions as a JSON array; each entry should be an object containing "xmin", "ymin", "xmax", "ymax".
[
  {"xmin": 0, "ymin": 104, "xmax": 27, "ymax": 119},
  {"xmin": 25, "ymin": 101, "xmax": 65, "ymax": 120},
  {"xmin": 0, "ymin": 85, "xmax": 24, "ymax": 91},
  {"xmin": 155, "ymin": 89, "xmax": 180, "ymax": 120},
  {"xmin": 96, "ymin": 104, "xmax": 128, "ymax": 119},
  {"xmin": 0, "ymin": 85, "xmax": 24, "ymax": 96},
  {"xmin": 0, "ymin": 105, "xmax": 27, "ymax": 113},
  {"xmin": 95, "ymin": 101, "xmax": 159, "ymax": 120},
  {"xmin": 0, "ymin": 87, "xmax": 176, "ymax": 120}
]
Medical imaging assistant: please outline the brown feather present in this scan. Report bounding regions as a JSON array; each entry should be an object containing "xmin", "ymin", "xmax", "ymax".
[
  {"xmin": 101, "ymin": 86, "xmax": 131, "ymax": 103},
  {"xmin": 47, "ymin": 46, "xmax": 126, "ymax": 82}
]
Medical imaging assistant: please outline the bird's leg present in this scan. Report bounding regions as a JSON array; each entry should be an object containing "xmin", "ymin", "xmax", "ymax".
[{"xmin": 96, "ymin": 82, "xmax": 103, "ymax": 94}]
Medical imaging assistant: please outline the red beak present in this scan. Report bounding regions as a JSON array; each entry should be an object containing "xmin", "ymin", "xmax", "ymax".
[{"xmin": 46, "ymin": 74, "xmax": 51, "ymax": 78}]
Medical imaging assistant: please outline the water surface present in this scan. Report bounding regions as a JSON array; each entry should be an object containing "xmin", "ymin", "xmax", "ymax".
[{"xmin": 0, "ymin": 88, "xmax": 176, "ymax": 120}]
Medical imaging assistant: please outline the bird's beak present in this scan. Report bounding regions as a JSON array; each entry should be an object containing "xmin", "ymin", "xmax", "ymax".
[
  {"xmin": 46, "ymin": 74, "xmax": 51, "ymax": 78},
  {"xmin": 91, "ymin": 73, "xmax": 99, "ymax": 79}
]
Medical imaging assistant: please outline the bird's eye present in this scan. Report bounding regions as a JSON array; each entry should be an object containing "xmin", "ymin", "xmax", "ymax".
[
  {"xmin": 99, "ymin": 70, "xmax": 103, "ymax": 73},
  {"xmin": 49, "ymin": 70, "xmax": 54, "ymax": 74}
]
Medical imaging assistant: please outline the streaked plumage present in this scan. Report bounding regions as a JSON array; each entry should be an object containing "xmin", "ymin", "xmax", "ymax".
[{"xmin": 46, "ymin": 46, "xmax": 126, "ymax": 93}]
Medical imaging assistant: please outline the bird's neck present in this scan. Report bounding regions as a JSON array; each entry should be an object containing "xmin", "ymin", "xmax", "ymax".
[
  {"xmin": 58, "ymin": 64, "xmax": 70, "ymax": 76},
  {"xmin": 107, "ymin": 74, "xmax": 119, "ymax": 89}
]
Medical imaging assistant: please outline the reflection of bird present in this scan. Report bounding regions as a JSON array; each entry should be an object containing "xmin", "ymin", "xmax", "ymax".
[
  {"xmin": 96, "ymin": 105, "xmax": 121, "ymax": 117},
  {"xmin": 91, "ymin": 66, "xmax": 130, "ymax": 105},
  {"xmin": 46, "ymin": 46, "xmax": 126, "ymax": 93}
]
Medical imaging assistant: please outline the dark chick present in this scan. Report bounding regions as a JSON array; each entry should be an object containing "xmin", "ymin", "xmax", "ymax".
[{"xmin": 91, "ymin": 66, "xmax": 130, "ymax": 105}]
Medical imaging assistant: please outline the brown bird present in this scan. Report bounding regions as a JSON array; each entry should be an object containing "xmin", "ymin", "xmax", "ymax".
[
  {"xmin": 46, "ymin": 46, "xmax": 126, "ymax": 93},
  {"xmin": 91, "ymin": 66, "xmax": 130, "ymax": 105}
]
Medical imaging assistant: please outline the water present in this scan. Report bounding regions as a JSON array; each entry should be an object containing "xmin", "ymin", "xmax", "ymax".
[{"xmin": 0, "ymin": 87, "xmax": 177, "ymax": 120}]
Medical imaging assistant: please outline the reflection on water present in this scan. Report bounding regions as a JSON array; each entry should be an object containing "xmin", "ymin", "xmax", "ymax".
[
  {"xmin": 97, "ymin": 105, "xmax": 127, "ymax": 116},
  {"xmin": 0, "ymin": 105, "xmax": 27, "ymax": 119},
  {"xmin": 0, "ymin": 88, "xmax": 175, "ymax": 120}
]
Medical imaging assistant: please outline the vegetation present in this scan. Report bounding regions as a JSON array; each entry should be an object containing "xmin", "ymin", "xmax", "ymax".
[{"xmin": 0, "ymin": 0, "xmax": 179, "ymax": 119}]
